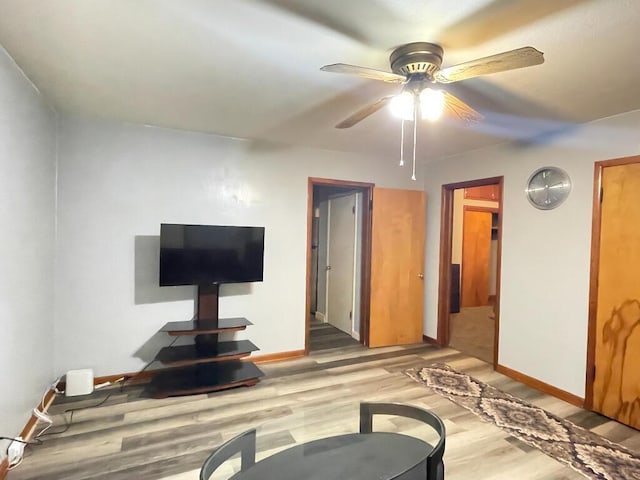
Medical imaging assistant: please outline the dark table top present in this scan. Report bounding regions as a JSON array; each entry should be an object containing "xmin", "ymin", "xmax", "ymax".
[{"xmin": 230, "ymin": 431, "xmax": 432, "ymax": 480}]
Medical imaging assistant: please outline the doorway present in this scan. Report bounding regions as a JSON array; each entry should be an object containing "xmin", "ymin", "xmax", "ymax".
[
  {"xmin": 306, "ymin": 178, "xmax": 373, "ymax": 353},
  {"xmin": 437, "ymin": 178, "xmax": 503, "ymax": 366}
]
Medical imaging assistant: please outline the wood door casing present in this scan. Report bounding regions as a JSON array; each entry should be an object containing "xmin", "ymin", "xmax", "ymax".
[
  {"xmin": 464, "ymin": 185, "xmax": 500, "ymax": 201},
  {"xmin": 592, "ymin": 162, "xmax": 640, "ymax": 428},
  {"xmin": 369, "ymin": 188, "xmax": 426, "ymax": 347},
  {"xmin": 461, "ymin": 208, "xmax": 492, "ymax": 307}
]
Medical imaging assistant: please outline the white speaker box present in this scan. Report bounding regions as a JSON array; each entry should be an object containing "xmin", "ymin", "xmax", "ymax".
[{"xmin": 65, "ymin": 369, "xmax": 94, "ymax": 396}]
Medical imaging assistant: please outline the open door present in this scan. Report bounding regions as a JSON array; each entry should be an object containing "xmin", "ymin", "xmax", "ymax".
[
  {"xmin": 369, "ymin": 187, "xmax": 426, "ymax": 347},
  {"xmin": 326, "ymin": 193, "xmax": 357, "ymax": 335},
  {"xmin": 589, "ymin": 159, "xmax": 640, "ymax": 428},
  {"xmin": 461, "ymin": 208, "xmax": 493, "ymax": 307}
]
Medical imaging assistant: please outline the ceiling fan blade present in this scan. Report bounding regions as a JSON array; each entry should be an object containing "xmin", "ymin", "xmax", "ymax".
[
  {"xmin": 439, "ymin": 0, "xmax": 584, "ymax": 49},
  {"xmin": 335, "ymin": 96, "xmax": 394, "ymax": 129},
  {"xmin": 443, "ymin": 91, "xmax": 483, "ymax": 123},
  {"xmin": 321, "ymin": 63, "xmax": 406, "ymax": 84},
  {"xmin": 434, "ymin": 47, "xmax": 544, "ymax": 84}
]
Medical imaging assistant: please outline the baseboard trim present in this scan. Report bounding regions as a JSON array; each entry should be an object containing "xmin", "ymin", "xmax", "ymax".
[
  {"xmin": 423, "ymin": 335, "xmax": 441, "ymax": 346},
  {"xmin": 495, "ymin": 364, "xmax": 584, "ymax": 408},
  {"xmin": 88, "ymin": 350, "xmax": 307, "ymax": 388},
  {"xmin": 2, "ymin": 386, "xmax": 57, "ymax": 477},
  {"xmin": 1, "ymin": 457, "xmax": 8, "ymax": 480},
  {"xmin": 94, "ymin": 371, "xmax": 157, "ymax": 385},
  {"xmin": 248, "ymin": 349, "xmax": 306, "ymax": 364},
  {"xmin": 18, "ymin": 386, "xmax": 57, "ymax": 443},
  {"xmin": 56, "ymin": 370, "xmax": 159, "ymax": 392},
  {"xmin": 315, "ymin": 312, "xmax": 326, "ymax": 322}
]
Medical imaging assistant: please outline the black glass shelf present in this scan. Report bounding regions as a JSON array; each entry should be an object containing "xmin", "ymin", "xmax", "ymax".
[
  {"xmin": 148, "ymin": 361, "xmax": 264, "ymax": 398},
  {"xmin": 161, "ymin": 317, "xmax": 252, "ymax": 335},
  {"xmin": 155, "ymin": 340, "xmax": 259, "ymax": 366}
]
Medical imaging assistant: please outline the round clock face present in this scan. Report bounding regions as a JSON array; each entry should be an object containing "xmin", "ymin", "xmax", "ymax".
[{"xmin": 526, "ymin": 167, "xmax": 571, "ymax": 210}]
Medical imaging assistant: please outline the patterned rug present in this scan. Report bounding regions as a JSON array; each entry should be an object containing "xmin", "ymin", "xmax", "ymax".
[{"xmin": 406, "ymin": 364, "xmax": 640, "ymax": 480}]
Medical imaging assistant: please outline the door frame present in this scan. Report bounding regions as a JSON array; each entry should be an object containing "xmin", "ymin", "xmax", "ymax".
[
  {"xmin": 585, "ymin": 154, "xmax": 640, "ymax": 409},
  {"xmin": 305, "ymin": 177, "xmax": 374, "ymax": 354},
  {"xmin": 461, "ymin": 205, "xmax": 499, "ymax": 308},
  {"xmin": 436, "ymin": 176, "xmax": 504, "ymax": 366}
]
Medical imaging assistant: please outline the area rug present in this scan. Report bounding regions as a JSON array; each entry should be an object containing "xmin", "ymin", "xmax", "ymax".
[{"xmin": 405, "ymin": 364, "xmax": 640, "ymax": 480}]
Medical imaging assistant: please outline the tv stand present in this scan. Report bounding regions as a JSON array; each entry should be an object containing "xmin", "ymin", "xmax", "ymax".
[{"xmin": 148, "ymin": 284, "xmax": 263, "ymax": 398}]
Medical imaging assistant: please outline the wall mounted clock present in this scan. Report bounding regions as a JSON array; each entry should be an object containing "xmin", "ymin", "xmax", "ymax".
[{"xmin": 526, "ymin": 166, "xmax": 571, "ymax": 210}]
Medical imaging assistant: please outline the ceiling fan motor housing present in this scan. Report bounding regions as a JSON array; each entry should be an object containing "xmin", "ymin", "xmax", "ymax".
[{"xmin": 390, "ymin": 42, "xmax": 444, "ymax": 78}]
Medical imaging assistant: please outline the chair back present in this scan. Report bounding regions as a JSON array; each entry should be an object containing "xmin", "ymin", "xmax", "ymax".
[
  {"xmin": 200, "ymin": 429, "xmax": 256, "ymax": 480},
  {"xmin": 360, "ymin": 402, "xmax": 446, "ymax": 480}
]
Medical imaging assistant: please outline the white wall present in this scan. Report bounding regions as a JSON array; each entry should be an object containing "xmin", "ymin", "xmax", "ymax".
[
  {"xmin": 0, "ymin": 46, "xmax": 56, "ymax": 452},
  {"xmin": 424, "ymin": 110, "xmax": 640, "ymax": 397},
  {"xmin": 54, "ymin": 115, "xmax": 422, "ymax": 376}
]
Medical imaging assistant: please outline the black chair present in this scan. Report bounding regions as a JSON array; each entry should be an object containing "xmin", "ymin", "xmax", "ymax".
[
  {"xmin": 200, "ymin": 428, "xmax": 256, "ymax": 480},
  {"xmin": 360, "ymin": 402, "xmax": 446, "ymax": 480}
]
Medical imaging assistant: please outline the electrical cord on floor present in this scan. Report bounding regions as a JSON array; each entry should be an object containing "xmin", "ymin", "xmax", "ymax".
[
  {"xmin": 34, "ymin": 393, "xmax": 113, "ymax": 439},
  {"xmin": 32, "ymin": 336, "xmax": 179, "ymax": 439},
  {"xmin": 1, "ymin": 436, "xmax": 39, "ymax": 470},
  {"xmin": 0, "ymin": 436, "xmax": 37, "ymax": 445}
]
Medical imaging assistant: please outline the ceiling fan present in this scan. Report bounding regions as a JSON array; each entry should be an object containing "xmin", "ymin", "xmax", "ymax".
[{"xmin": 321, "ymin": 42, "xmax": 544, "ymax": 128}]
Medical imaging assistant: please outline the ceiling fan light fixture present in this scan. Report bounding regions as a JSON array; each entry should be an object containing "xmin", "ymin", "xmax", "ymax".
[
  {"xmin": 321, "ymin": 42, "xmax": 544, "ymax": 180},
  {"xmin": 420, "ymin": 88, "xmax": 445, "ymax": 121},
  {"xmin": 389, "ymin": 91, "xmax": 415, "ymax": 121}
]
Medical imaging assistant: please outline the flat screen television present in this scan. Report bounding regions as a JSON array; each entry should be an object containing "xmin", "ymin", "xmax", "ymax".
[{"xmin": 159, "ymin": 223, "xmax": 265, "ymax": 286}]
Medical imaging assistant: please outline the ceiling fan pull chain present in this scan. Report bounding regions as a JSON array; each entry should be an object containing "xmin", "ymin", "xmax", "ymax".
[
  {"xmin": 399, "ymin": 119, "xmax": 405, "ymax": 166},
  {"xmin": 412, "ymin": 97, "xmax": 418, "ymax": 181}
]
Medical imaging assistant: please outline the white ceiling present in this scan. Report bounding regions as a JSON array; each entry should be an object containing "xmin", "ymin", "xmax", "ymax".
[{"xmin": 1, "ymin": 0, "xmax": 639, "ymax": 161}]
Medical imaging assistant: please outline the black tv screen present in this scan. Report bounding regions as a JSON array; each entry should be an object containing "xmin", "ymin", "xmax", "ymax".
[{"xmin": 159, "ymin": 224, "xmax": 265, "ymax": 286}]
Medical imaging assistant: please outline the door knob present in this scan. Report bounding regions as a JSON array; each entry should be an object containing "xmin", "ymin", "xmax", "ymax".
[{"xmin": 418, "ymin": 273, "xmax": 424, "ymax": 279}]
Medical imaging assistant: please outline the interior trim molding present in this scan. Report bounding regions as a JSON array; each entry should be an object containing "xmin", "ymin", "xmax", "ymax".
[
  {"xmin": 422, "ymin": 335, "xmax": 441, "ymax": 346},
  {"xmin": 437, "ymin": 176, "xmax": 504, "ymax": 368},
  {"xmin": 86, "ymin": 350, "xmax": 306, "ymax": 390},
  {"xmin": 0, "ymin": 457, "xmax": 8, "ymax": 480},
  {"xmin": 56, "ymin": 370, "xmax": 159, "ymax": 390},
  {"xmin": 20, "ymin": 387, "xmax": 56, "ymax": 442},
  {"xmin": 248, "ymin": 349, "xmax": 305, "ymax": 364},
  {"xmin": 3, "ymin": 386, "xmax": 58, "ymax": 476},
  {"xmin": 94, "ymin": 371, "xmax": 157, "ymax": 386},
  {"xmin": 496, "ymin": 364, "xmax": 584, "ymax": 408},
  {"xmin": 306, "ymin": 177, "xmax": 375, "ymax": 354}
]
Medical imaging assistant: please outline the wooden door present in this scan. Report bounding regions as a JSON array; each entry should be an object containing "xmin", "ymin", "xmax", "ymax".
[
  {"xmin": 461, "ymin": 209, "xmax": 492, "ymax": 307},
  {"xmin": 593, "ymin": 163, "xmax": 640, "ymax": 428},
  {"xmin": 369, "ymin": 188, "xmax": 426, "ymax": 347},
  {"xmin": 326, "ymin": 193, "xmax": 357, "ymax": 335}
]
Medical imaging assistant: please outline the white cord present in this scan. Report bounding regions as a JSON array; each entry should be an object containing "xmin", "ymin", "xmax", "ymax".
[
  {"xmin": 31, "ymin": 375, "xmax": 62, "ymax": 430},
  {"xmin": 399, "ymin": 119, "xmax": 405, "ymax": 166},
  {"xmin": 412, "ymin": 97, "xmax": 418, "ymax": 181},
  {"xmin": 8, "ymin": 455, "xmax": 23, "ymax": 470}
]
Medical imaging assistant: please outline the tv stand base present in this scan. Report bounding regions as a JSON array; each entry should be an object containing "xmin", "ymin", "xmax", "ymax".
[{"xmin": 148, "ymin": 361, "xmax": 263, "ymax": 398}]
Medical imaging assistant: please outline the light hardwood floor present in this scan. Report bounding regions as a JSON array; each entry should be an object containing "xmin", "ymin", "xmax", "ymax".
[
  {"xmin": 448, "ymin": 306, "xmax": 494, "ymax": 364},
  {"xmin": 10, "ymin": 324, "xmax": 640, "ymax": 480}
]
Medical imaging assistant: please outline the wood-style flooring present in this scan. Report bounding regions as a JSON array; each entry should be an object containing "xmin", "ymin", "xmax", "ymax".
[
  {"xmin": 11, "ymin": 323, "xmax": 640, "ymax": 480},
  {"xmin": 448, "ymin": 306, "xmax": 495, "ymax": 364}
]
